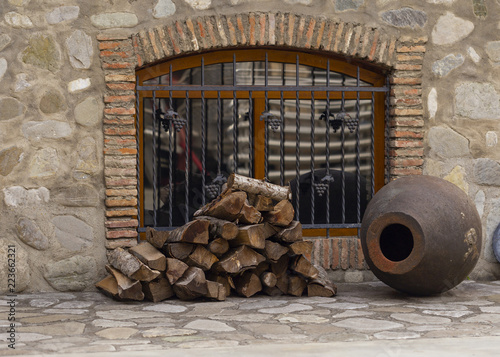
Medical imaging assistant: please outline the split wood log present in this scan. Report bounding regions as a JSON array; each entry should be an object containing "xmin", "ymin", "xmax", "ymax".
[
  {"xmin": 105, "ymin": 265, "xmax": 144, "ymax": 301},
  {"xmin": 163, "ymin": 243, "xmax": 195, "ymax": 260},
  {"xmin": 235, "ymin": 271, "xmax": 262, "ymax": 298},
  {"xmin": 227, "ymin": 173, "xmax": 291, "ymax": 201},
  {"xmin": 173, "ymin": 267, "xmax": 208, "ymax": 300},
  {"xmin": 129, "ymin": 242, "xmax": 167, "ymax": 271},
  {"xmin": 205, "ymin": 280, "xmax": 227, "ymax": 301},
  {"xmin": 263, "ymin": 286, "xmax": 284, "ymax": 296},
  {"xmin": 167, "ymin": 220, "xmax": 210, "ymax": 245},
  {"xmin": 288, "ymin": 240, "xmax": 313, "ymax": 256},
  {"xmin": 215, "ymin": 245, "xmax": 266, "ymax": 274},
  {"xmin": 142, "ymin": 277, "xmax": 174, "ymax": 302},
  {"xmin": 237, "ymin": 202, "xmax": 262, "ymax": 224},
  {"xmin": 253, "ymin": 195, "xmax": 274, "ymax": 212},
  {"xmin": 290, "ymin": 255, "xmax": 319, "ymax": 280},
  {"xmin": 264, "ymin": 200, "xmax": 295, "ymax": 227},
  {"xmin": 166, "ymin": 258, "xmax": 189, "ymax": 285},
  {"xmin": 230, "ymin": 224, "xmax": 265, "ymax": 249},
  {"xmin": 206, "ymin": 273, "xmax": 235, "ymax": 297},
  {"xmin": 288, "ymin": 275, "xmax": 307, "ymax": 297},
  {"xmin": 274, "ymin": 221, "xmax": 303, "ymax": 243},
  {"xmin": 262, "ymin": 240, "xmax": 289, "ymax": 263},
  {"xmin": 184, "ymin": 245, "xmax": 219, "ymax": 271},
  {"xmin": 146, "ymin": 227, "xmax": 170, "ymax": 249},
  {"xmin": 194, "ymin": 190, "xmax": 247, "ymax": 221},
  {"xmin": 260, "ymin": 271, "xmax": 277, "ymax": 288},
  {"xmin": 275, "ymin": 273, "xmax": 289, "ymax": 294},
  {"xmin": 207, "ymin": 238, "xmax": 230, "ymax": 257},
  {"xmin": 262, "ymin": 222, "xmax": 279, "ymax": 239},
  {"xmin": 194, "ymin": 216, "xmax": 238, "ymax": 240},
  {"xmin": 308, "ymin": 264, "xmax": 337, "ymax": 297},
  {"xmin": 271, "ymin": 254, "xmax": 290, "ymax": 278},
  {"xmin": 95, "ymin": 275, "xmax": 121, "ymax": 300},
  {"xmin": 253, "ymin": 262, "xmax": 270, "ymax": 276},
  {"xmin": 107, "ymin": 248, "xmax": 161, "ymax": 282}
]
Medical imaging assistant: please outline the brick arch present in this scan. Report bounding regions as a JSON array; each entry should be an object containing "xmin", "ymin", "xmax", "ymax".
[{"xmin": 97, "ymin": 12, "xmax": 426, "ymax": 268}]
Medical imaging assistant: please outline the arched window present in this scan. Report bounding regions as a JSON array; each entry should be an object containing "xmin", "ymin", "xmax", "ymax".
[{"xmin": 136, "ymin": 49, "xmax": 388, "ymax": 236}]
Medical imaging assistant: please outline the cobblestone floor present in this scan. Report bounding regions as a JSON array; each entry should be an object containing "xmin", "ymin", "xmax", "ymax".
[{"xmin": 1, "ymin": 280, "xmax": 500, "ymax": 356}]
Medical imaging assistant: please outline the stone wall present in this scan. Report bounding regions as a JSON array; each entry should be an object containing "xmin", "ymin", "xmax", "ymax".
[{"xmin": 1, "ymin": 0, "xmax": 499, "ymax": 292}]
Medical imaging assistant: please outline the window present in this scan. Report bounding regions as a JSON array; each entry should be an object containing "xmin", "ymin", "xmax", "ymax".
[{"xmin": 136, "ymin": 49, "xmax": 388, "ymax": 236}]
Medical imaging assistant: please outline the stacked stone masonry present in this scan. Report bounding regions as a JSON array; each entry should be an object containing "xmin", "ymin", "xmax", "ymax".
[{"xmin": 99, "ymin": 13, "xmax": 425, "ymax": 272}]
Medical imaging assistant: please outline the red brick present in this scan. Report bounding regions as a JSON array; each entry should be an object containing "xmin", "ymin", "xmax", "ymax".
[
  {"xmin": 131, "ymin": 35, "xmax": 143, "ymax": 67},
  {"xmin": 350, "ymin": 25, "xmax": 362, "ymax": 56},
  {"xmin": 331, "ymin": 238, "xmax": 340, "ymax": 269},
  {"xmin": 106, "ymin": 189, "xmax": 137, "ymax": 197},
  {"xmin": 106, "ymin": 230, "xmax": 138, "ymax": 239},
  {"xmin": 389, "ymin": 148, "xmax": 424, "ymax": 157},
  {"xmin": 314, "ymin": 19, "xmax": 325, "ymax": 49},
  {"xmin": 368, "ymin": 29, "xmax": 380, "ymax": 61},
  {"xmin": 166, "ymin": 25, "xmax": 180, "ymax": 54},
  {"xmin": 340, "ymin": 238, "xmax": 349, "ymax": 270},
  {"xmin": 259, "ymin": 14, "xmax": 266, "ymax": 45},
  {"xmin": 107, "ymin": 82, "xmax": 135, "ymax": 91},
  {"xmin": 104, "ymin": 95, "xmax": 135, "ymax": 103},
  {"xmin": 105, "ymin": 74, "xmax": 135, "ymax": 82},
  {"xmin": 303, "ymin": 239, "xmax": 313, "ymax": 261},
  {"xmin": 97, "ymin": 33, "xmax": 130, "ymax": 41},
  {"xmin": 236, "ymin": 15, "xmax": 247, "ymax": 45},
  {"xmin": 226, "ymin": 17, "xmax": 237, "ymax": 46},
  {"xmin": 304, "ymin": 18, "xmax": 316, "ymax": 49},
  {"xmin": 105, "ymin": 178, "xmax": 138, "ymax": 187},
  {"xmin": 390, "ymin": 158, "xmax": 425, "ymax": 167},
  {"xmin": 104, "ymin": 127, "xmax": 136, "ymax": 136},
  {"xmin": 397, "ymin": 45, "xmax": 426, "ymax": 53},
  {"xmin": 249, "ymin": 14, "xmax": 256, "ymax": 45},
  {"xmin": 102, "ymin": 62, "xmax": 135, "ymax": 70},
  {"xmin": 356, "ymin": 239, "xmax": 365, "ymax": 270},
  {"xmin": 100, "ymin": 50, "xmax": 133, "ymax": 58},
  {"xmin": 105, "ymin": 219, "xmax": 139, "ymax": 228},
  {"xmin": 397, "ymin": 54, "xmax": 423, "ymax": 62},
  {"xmin": 103, "ymin": 117, "xmax": 135, "ymax": 125},
  {"xmin": 105, "ymin": 208, "xmax": 138, "ymax": 217},
  {"xmin": 104, "ymin": 108, "xmax": 136, "ymax": 116},
  {"xmin": 287, "ymin": 14, "xmax": 295, "ymax": 46},
  {"xmin": 104, "ymin": 137, "xmax": 137, "ymax": 146},
  {"xmin": 278, "ymin": 13, "xmax": 285, "ymax": 46},
  {"xmin": 324, "ymin": 21, "xmax": 335, "ymax": 51},
  {"xmin": 148, "ymin": 29, "xmax": 161, "ymax": 58},
  {"xmin": 391, "ymin": 108, "xmax": 423, "ymax": 116},
  {"xmin": 390, "ymin": 130, "xmax": 423, "ymax": 139},
  {"xmin": 105, "ymin": 167, "xmax": 136, "ymax": 176},
  {"xmin": 349, "ymin": 238, "xmax": 357, "ymax": 269},
  {"xmin": 269, "ymin": 13, "xmax": 276, "ymax": 45},
  {"xmin": 185, "ymin": 19, "xmax": 199, "ymax": 51},
  {"xmin": 205, "ymin": 18, "xmax": 217, "ymax": 47},
  {"xmin": 391, "ymin": 167, "xmax": 423, "ymax": 176},
  {"xmin": 175, "ymin": 21, "xmax": 186, "ymax": 43},
  {"xmin": 106, "ymin": 198, "xmax": 137, "ymax": 207},
  {"xmin": 389, "ymin": 118, "xmax": 425, "ymax": 128},
  {"xmin": 296, "ymin": 16, "xmax": 306, "ymax": 44},
  {"xmin": 99, "ymin": 42, "xmax": 122, "ymax": 50},
  {"xmin": 322, "ymin": 238, "xmax": 331, "ymax": 270},
  {"xmin": 157, "ymin": 26, "xmax": 171, "ymax": 57},
  {"xmin": 390, "ymin": 77, "xmax": 422, "ymax": 85},
  {"xmin": 333, "ymin": 22, "xmax": 344, "ymax": 52},
  {"xmin": 392, "ymin": 97, "xmax": 422, "ymax": 106},
  {"xmin": 105, "ymin": 238, "xmax": 137, "ymax": 249},
  {"xmin": 389, "ymin": 139, "xmax": 424, "ymax": 148},
  {"xmin": 103, "ymin": 148, "xmax": 138, "ymax": 155},
  {"xmin": 394, "ymin": 63, "xmax": 423, "ymax": 71},
  {"xmin": 312, "ymin": 239, "xmax": 321, "ymax": 266}
]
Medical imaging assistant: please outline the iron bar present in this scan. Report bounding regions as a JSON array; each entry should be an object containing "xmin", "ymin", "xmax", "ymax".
[
  {"xmin": 310, "ymin": 91, "xmax": 315, "ymax": 225},
  {"xmin": 280, "ymin": 91, "xmax": 285, "ymax": 186},
  {"xmin": 371, "ymin": 91, "xmax": 375, "ymax": 199},
  {"xmin": 325, "ymin": 60, "xmax": 331, "ymax": 229},
  {"xmin": 356, "ymin": 66, "xmax": 361, "ymax": 223},
  {"xmin": 184, "ymin": 91, "xmax": 190, "ymax": 224},
  {"xmin": 295, "ymin": 54, "xmax": 300, "ymax": 221},
  {"xmin": 264, "ymin": 52, "xmax": 269, "ymax": 181},
  {"xmin": 168, "ymin": 66, "xmax": 173, "ymax": 227},
  {"xmin": 135, "ymin": 76, "xmax": 141, "ymax": 238},
  {"xmin": 201, "ymin": 57, "xmax": 206, "ymax": 205},
  {"xmin": 233, "ymin": 53, "xmax": 238, "ymax": 174},
  {"xmin": 152, "ymin": 90, "xmax": 158, "ymax": 227},
  {"xmin": 137, "ymin": 84, "xmax": 390, "ymax": 92},
  {"xmin": 249, "ymin": 92, "xmax": 254, "ymax": 178}
]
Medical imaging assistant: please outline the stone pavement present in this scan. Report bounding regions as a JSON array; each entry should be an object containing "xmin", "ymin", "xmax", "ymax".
[{"xmin": 1, "ymin": 280, "xmax": 500, "ymax": 356}]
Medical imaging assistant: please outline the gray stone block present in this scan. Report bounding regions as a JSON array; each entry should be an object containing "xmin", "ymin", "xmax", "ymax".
[
  {"xmin": 16, "ymin": 217, "xmax": 49, "ymax": 250},
  {"xmin": 52, "ymin": 215, "xmax": 93, "ymax": 251},
  {"xmin": 44, "ymin": 255, "xmax": 96, "ymax": 291},
  {"xmin": 473, "ymin": 158, "xmax": 500, "ymax": 186},
  {"xmin": 381, "ymin": 7, "xmax": 427, "ymax": 29}
]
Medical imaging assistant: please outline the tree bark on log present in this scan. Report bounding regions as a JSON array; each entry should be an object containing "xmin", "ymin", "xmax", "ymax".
[
  {"xmin": 129, "ymin": 242, "xmax": 167, "ymax": 271},
  {"xmin": 194, "ymin": 190, "xmax": 247, "ymax": 221},
  {"xmin": 166, "ymin": 258, "xmax": 189, "ymax": 285},
  {"xmin": 146, "ymin": 227, "xmax": 170, "ymax": 249},
  {"xmin": 288, "ymin": 240, "xmax": 313, "ymax": 256},
  {"xmin": 227, "ymin": 173, "xmax": 291, "ymax": 201},
  {"xmin": 142, "ymin": 277, "xmax": 174, "ymax": 302},
  {"xmin": 253, "ymin": 195, "xmax": 274, "ymax": 212},
  {"xmin": 264, "ymin": 200, "xmax": 295, "ymax": 227},
  {"xmin": 215, "ymin": 245, "xmax": 266, "ymax": 274},
  {"xmin": 163, "ymin": 243, "xmax": 194, "ymax": 260},
  {"xmin": 235, "ymin": 271, "xmax": 262, "ymax": 297},
  {"xmin": 262, "ymin": 240, "xmax": 289, "ymax": 263},
  {"xmin": 105, "ymin": 265, "xmax": 144, "ymax": 301},
  {"xmin": 290, "ymin": 255, "xmax": 319, "ymax": 280},
  {"xmin": 237, "ymin": 202, "xmax": 262, "ymax": 224},
  {"xmin": 260, "ymin": 271, "xmax": 277, "ymax": 288},
  {"xmin": 307, "ymin": 264, "xmax": 337, "ymax": 297},
  {"xmin": 274, "ymin": 221, "xmax": 303, "ymax": 243},
  {"xmin": 167, "ymin": 220, "xmax": 210, "ymax": 245},
  {"xmin": 184, "ymin": 245, "xmax": 219, "ymax": 271},
  {"xmin": 207, "ymin": 238, "xmax": 230, "ymax": 257},
  {"xmin": 194, "ymin": 216, "xmax": 238, "ymax": 240},
  {"xmin": 230, "ymin": 224, "xmax": 265, "ymax": 249},
  {"xmin": 173, "ymin": 267, "xmax": 208, "ymax": 300},
  {"xmin": 107, "ymin": 247, "xmax": 160, "ymax": 282}
]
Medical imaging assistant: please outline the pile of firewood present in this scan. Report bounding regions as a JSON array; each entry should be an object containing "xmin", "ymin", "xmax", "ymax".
[{"xmin": 96, "ymin": 174, "xmax": 337, "ymax": 302}]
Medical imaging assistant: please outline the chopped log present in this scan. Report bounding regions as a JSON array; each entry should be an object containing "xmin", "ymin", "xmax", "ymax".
[
  {"xmin": 308, "ymin": 264, "xmax": 337, "ymax": 297},
  {"xmin": 129, "ymin": 242, "xmax": 167, "ymax": 271},
  {"xmin": 184, "ymin": 245, "xmax": 219, "ymax": 271},
  {"xmin": 275, "ymin": 273, "xmax": 289, "ymax": 294},
  {"xmin": 290, "ymin": 255, "xmax": 319, "ymax": 280},
  {"xmin": 253, "ymin": 261, "xmax": 270, "ymax": 276},
  {"xmin": 288, "ymin": 275, "xmax": 307, "ymax": 296},
  {"xmin": 146, "ymin": 227, "xmax": 170, "ymax": 249},
  {"xmin": 237, "ymin": 202, "xmax": 262, "ymax": 224},
  {"xmin": 262, "ymin": 222, "xmax": 279, "ymax": 239},
  {"xmin": 215, "ymin": 245, "xmax": 266, "ymax": 274},
  {"xmin": 253, "ymin": 195, "xmax": 274, "ymax": 212},
  {"xmin": 194, "ymin": 190, "xmax": 247, "ymax": 221},
  {"xmin": 288, "ymin": 240, "xmax": 313, "ymax": 256},
  {"xmin": 194, "ymin": 216, "xmax": 238, "ymax": 240},
  {"xmin": 205, "ymin": 280, "xmax": 227, "ymax": 301},
  {"xmin": 173, "ymin": 267, "xmax": 208, "ymax": 300},
  {"xmin": 230, "ymin": 224, "xmax": 265, "ymax": 249},
  {"xmin": 95, "ymin": 275, "xmax": 121, "ymax": 300},
  {"xmin": 163, "ymin": 243, "xmax": 194, "ymax": 260},
  {"xmin": 271, "ymin": 254, "xmax": 290, "ymax": 278},
  {"xmin": 264, "ymin": 200, "xmax": 295, "ymax": 227},
  {"xmin": 262, "ymin": 240, "xmax": 289, "ymax": 263},
  {"xmin": 206, "ymin": 273, "xmax": 235, "ymax": 297},
  {"xmin": 107, "ymin": 248, "xmax": 160, "ymax": 282},
  {"xmin": 274, "ymin": 221, "xmax": 303, "ymax": 243},
  {"xmin": 142, "ymin": 277, "xmax": 174, "ymax": 302},
  {"xmin": 260, "ymin": 271, "xmax": 277, "ymax": 288},
  {"xmin": 235, "ymin": 271, "xmax": 262, "ymax": 298},
  {"xmin": 105, "ymin": 265, "xmax": 144, "ymax": 301},
  {"xmin": 166, "ymin": 258, "xmax": 189, "ymax": 285},
  {"xmin": 167, "ymin": 220, "xmax": 209, "ymax": 245},
  {"xmin": 263, "ymin": 286, "xmax": 283, "ymax": 296},
  {"xmin": 227, "ymin": 173, "xmax": 291, "ymax": 201},
  {"xmin": 207, "ymin": 238, "xmax": 230, "ymax": 257}
]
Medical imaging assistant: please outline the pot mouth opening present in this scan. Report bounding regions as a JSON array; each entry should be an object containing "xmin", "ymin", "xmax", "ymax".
[{"xmin": 379, "ymin": 223, "xmax": 414, "ymax": 262}]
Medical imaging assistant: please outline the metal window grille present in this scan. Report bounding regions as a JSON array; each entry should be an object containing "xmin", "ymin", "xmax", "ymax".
[{"xmin": 136, "ymin": 50, "xmax": 390, "ymax": 236}]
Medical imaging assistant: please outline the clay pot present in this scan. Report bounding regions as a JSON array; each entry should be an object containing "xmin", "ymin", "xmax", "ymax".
[{"xmin": 360, "ymin": 175, "xmax": 482, "ymax": 295}]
